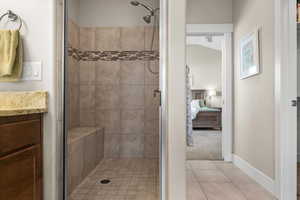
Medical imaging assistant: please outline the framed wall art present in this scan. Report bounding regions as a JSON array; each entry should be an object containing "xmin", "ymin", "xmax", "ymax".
[{"xmin": 240, "ymin": 29, "xmax": 260, "ymax": 79}]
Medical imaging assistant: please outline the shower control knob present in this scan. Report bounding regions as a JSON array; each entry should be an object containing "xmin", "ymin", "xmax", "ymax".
[{"xmin": 153, "ymin": 89, "xmax": 160, "ymax": 97}]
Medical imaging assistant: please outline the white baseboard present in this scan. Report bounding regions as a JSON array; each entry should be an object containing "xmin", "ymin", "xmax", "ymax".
[
  {"xmin": 232, "ymin": 154, "xmax": 276, "ymax": 196},
  {"xmin": 223, "ymin": 154, "xmax": 233, "ymax": 162}
]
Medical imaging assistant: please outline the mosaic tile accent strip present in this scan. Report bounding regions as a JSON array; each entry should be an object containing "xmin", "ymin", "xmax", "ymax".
[
  {"xmin": 68, "ymin": 47, "xmax": 81, "ymax": 61},
  {"xmin": 68, "ymin": 46, "xmax": 159, "ymax": 61}
]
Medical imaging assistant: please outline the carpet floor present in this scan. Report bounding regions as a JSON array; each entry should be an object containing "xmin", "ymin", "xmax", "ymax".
[{"xmin": 186, "ymin": 130, "xmax": 222, "ymax": 160}]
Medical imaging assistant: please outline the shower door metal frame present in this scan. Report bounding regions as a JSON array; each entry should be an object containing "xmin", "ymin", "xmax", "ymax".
[
  {"xmin": 63, "ymin": 0, "xmax": 69, "ymax": 199},
  {"xmin": 61, "ymin": 0, "xmax": 168, "ymax": 199},
  {"xmin": 159, "ymin": 0, "xmax": 168, "ymax": 199}
]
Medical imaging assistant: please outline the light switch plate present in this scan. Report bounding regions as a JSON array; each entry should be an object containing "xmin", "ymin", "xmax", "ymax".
[{"xmin": 22, "ymin": 61, "xmax": 42, "ymax": 81}]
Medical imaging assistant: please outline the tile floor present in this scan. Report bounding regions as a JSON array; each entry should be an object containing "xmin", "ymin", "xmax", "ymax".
[
  {"xmin": 70, "ymin": 159, "xmax": 159, "ymax": 200},
  {"xmin": 187, "ymin": 160, "xmax": 277, "ymax": 200},
  {"xmin": 187, "ymin": 130, "xmax": 222, "ymax": 160},
  {"xmin": 70, "ymin": 158, "xmax": 277, "ymax": 200}
]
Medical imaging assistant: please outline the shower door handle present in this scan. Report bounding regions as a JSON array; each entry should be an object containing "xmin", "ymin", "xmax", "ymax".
[{"xmin": 153, "ymin": 89, "xmax": 161, "ymax": 106}]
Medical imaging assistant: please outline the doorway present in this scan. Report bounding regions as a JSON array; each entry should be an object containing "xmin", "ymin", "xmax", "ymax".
[
  {"xmin": 186, "ymin": 25, "xmax": 233, "ymax": 162},
  {"xmin": 186, "ymin": 34, "xmax": 224, "ymax": 161}
]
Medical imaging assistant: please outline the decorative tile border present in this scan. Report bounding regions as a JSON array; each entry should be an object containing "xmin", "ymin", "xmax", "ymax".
[
  {"xmin": 68, "ymin": 47, "xmax": 81, "ymax": 61},
  {"xmin": 68, "ymin": 46, "xmax": 159, "ymax": 61}
]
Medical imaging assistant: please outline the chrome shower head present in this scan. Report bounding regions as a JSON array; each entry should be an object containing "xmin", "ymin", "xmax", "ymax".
[
  {"xmin": 130, "ymin": 1, "xmax": 155, "ymax": 13},
  {"xmin": 143, "ymin": 15, "xmax": 152, "ymax": 24},
  {"xmin": 130, "ymin": 1, "xmax": 140, "ymax": 6},
  {"xmin": 130, "ymin": 1, "xmax": 159, "ymax": 24}
]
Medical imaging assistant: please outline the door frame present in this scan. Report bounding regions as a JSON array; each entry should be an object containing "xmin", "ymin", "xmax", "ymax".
[
  {"xmin": 159, "ymin": 0, "xmax": 168, "ymax": 199},
  {"xmin": 162, "ymin": 0, "xmax": 187, "ymax": 200},
  {"xmin": 186, "ymin": 24, "xmax": 233, "ymax": 162},
  {"xmin": 59, "ymin": 0, "xmax": 172, "ymax": 199},
  {"xmin": 274, "ymin": 0, "xmax": 298, "ymax": 199}
]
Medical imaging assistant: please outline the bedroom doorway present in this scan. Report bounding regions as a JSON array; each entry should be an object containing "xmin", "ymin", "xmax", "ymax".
[
  {"xmin": 186, "ymin": 24, "xmax": 233, "ymax": 162},
  {"xmin": 186, "ymin": 39, "xmax": 223, "ymax": 161},
  {"xmin": 185, "ymin": 25, "xmax": 233, "ymax": 200}
]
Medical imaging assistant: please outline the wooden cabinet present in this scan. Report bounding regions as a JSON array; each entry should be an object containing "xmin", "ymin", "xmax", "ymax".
[
  {"xmin": 192, "ymin": 110, "xmax": 222, "ymax": 130},
  {"xmin": 0, "ymin": 114, "xmax": 43, "ymax": 200}
]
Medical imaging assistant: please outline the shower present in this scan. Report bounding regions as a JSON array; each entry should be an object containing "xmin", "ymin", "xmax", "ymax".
[
  {"xmin": 66, "ymin": 1, "xmax": 161, "ymax": 199},
  {"xmin": 130, "ymin": 1, "xmax": 158, "ymax": 24},
  {"xmin": 130, "ymin": 0, "xmax": 159, "ymax": 74}
]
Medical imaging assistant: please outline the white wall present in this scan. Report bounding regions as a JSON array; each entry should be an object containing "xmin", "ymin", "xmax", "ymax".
[
  {"xmin": 187, "ymin": 45, "xmax": 221, "ymax": 90},
  {"xmin": 0, "ymin": 1, "xmax": 59, "ymax": 200},
  {"xmin": 78, "ymin": 0, "xmax": 159, "ymax": 27},
  {"xmin": 167, "ymin": 0, "xmax": 186, "ymax": 198},
  {"xmin": 186, "ymin": 0, "xmax": 233, "ymax": 24},
  {"xmin": 187, "ymin": 35, "xmax": 223, "ymax": 51},
  {"xmin": 233, "ymin": 0, "xmax": 275, "ymax": 179},
  {"xmin": 187, "ymin": 45, "xmax": 222, "ymax": 107}
]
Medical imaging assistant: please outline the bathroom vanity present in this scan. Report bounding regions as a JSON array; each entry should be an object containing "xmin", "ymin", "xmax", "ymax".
[
  {"xmin": 0, "ymin": 91, "xmax": 47, "ymax": 200},
  {"xmin": 0, "ymin": 114, "xmax": 43, "ymax": 200}
]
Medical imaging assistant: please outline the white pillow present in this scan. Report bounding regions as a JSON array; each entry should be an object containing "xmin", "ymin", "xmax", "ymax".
[
  {"xmin": 191, "ymin": 100, "xmax": 201, "ymax": 119},
  {"xmin": 191, "ymin": 100, "xmax": 200, "ymax": 109}
]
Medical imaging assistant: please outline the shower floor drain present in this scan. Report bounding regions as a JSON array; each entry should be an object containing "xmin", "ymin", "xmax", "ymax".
[{"xmin": 97, "ymin": 179, "xmax": 111, "ymax": 185}]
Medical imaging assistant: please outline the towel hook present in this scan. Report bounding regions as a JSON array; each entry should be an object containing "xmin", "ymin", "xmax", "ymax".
[{"xmin": 0, "ymin": 10, "xmax": 23, "ymax": 30}]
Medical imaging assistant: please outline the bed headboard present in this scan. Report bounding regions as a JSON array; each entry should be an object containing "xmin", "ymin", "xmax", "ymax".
[{"xmin": 191, "ymin": 90, "xmax": 207, "ymax": 100}]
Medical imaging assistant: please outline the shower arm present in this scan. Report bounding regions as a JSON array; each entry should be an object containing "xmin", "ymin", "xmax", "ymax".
[
  {"xmin": 152, "ymin": 8, "xmax": 160, "ymax": 15},
  {"xmin": 138, "ymin": 3, "xmax": 156, "ymax": 15}
]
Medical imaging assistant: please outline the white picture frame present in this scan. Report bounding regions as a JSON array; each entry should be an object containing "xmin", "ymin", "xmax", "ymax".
[{"xmin": 239, "ymin": 29, "xmax": 260, "ymax": 79}]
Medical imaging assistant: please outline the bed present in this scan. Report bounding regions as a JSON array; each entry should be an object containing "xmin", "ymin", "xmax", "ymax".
[{"xmin": 191, "ymin": 90, "xmax": 222, "ymax": 130}]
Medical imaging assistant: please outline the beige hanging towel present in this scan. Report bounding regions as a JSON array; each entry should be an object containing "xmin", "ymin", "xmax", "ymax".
[{"xmin": 0, "ymin": 30, "xmax": 23, "ymax": 82}]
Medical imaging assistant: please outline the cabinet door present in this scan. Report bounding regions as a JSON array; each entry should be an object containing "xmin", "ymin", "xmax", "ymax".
[{"xmin": 0, "ymin": 145, "xmax": 42, "ymax": 200}]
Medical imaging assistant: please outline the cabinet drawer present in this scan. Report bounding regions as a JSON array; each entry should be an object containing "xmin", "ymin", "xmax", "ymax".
[
  {"xmin": 0, "ymin": 119, "xmax": 41, "ymax": 156},
  {"xmin": 0, "ymin": 145, "xmax": 42, "ymax": 200}
]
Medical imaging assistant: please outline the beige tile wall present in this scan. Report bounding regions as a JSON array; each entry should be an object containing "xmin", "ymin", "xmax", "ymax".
[
  {"xmin": 68, "ymin": 127, "xmax": 104, "ymax": 194},
  {"xmin": 68, "ymin": 20, "xmax": 106, "ymax": 194},
  {"xmin": 70, "ymin": 23, "xmax": 160, "ymax": 158},
  {"xmin": 68, "ymin": 20, "xmax": 80, "ymax": 129}
]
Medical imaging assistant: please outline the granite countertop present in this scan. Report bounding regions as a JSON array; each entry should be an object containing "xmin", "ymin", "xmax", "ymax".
[{"xmin": 0, "ymin": 91, "xmax": 48, "ymax": 117}]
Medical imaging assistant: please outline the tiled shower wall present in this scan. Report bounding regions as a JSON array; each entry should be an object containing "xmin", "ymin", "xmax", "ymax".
[
  {"xmin": 68, "ymin": 19, "xmax": 160, "ymax": 158},
  {"xmin": 68, "ymin": 20, "xmax": 80, "ymax": 129}
]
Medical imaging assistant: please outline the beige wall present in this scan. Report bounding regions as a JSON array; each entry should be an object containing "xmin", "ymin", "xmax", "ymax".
[
  {"xmin": 233, "ymin": 0, "xmax": 275, "ymax": 178},
  {"xmin": 186, "ymin": 45, "xmax": 222, "ymax": 107},
  {"xmin": 0, "ymin": 1, "xmax": 59, "ymax": 200},
  {"xmin": 186, "ymin": 0, "xmax": 233, "ymax": 24},
  {"xmin": 78, "ymin": 0, "xmax": 159, "ymax": 27}
]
